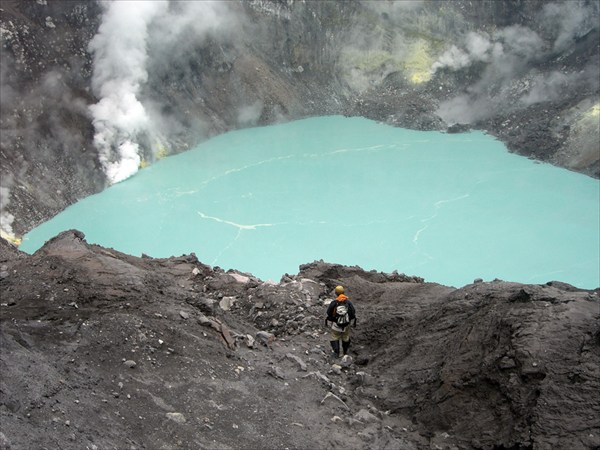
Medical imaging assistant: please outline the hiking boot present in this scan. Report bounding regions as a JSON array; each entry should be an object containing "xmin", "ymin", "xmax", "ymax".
[
  {"xmin": 342, "ymin": 340, "xmax": 350, "ymax": 356},
  {"xmin": 330, "ymin": 340, "xmax": 340, "ymax": 358}
]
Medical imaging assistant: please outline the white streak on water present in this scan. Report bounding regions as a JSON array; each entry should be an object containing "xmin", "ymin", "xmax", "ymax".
[
  {"xmin": 413, "ymin": 224, "xmax": 429, "ymax": 243},
  {"xmin": 168, "ymin": 155, "xmax": 296, "ymax": 198},
  {"xmin": 330, "ymin": 144, "xmax": 389, "ymax": 155},
  {"xmin": 176, "ymin": 140, "xmax": 400, "ymax": 182},
  {"xmin": 172, "ymin": 189, "xmax": 198, "ymax": 197},
  {"xmin": 433, "ymin": 193, "xmax": 470, "ymax": 209},
  {"xmin": 172, "ymin": 144, "xmax": 400, "ymax": 199},
  {"xmin": 211, "ymin": 228, "xmax": 242, "ymax": 267},
  {"xmin": 197, "ymin": 211, "xmax": 275, "ymax": 230},
  {"xmin": 413, "ymin": 194, "xmax": 470, "ymax": 243},
  {"xmin": 202, "ymin": 155, "xmax": 294, "ymax": 187}
]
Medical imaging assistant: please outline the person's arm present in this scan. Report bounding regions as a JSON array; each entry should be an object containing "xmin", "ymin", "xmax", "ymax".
[
  {"xmin": 326, "ymin": 300, "xmax": 336, "ymax": 321},
  {"xmin": 349, "ymin": 301, "xmax": 357, "ymax": 326}
]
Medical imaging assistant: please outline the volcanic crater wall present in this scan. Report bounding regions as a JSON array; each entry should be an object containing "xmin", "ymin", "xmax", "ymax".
[
  {"xmin": 1, "ymin": 0, "xmax": 599, "ymax": 242},
  {"xmin": 0, "ymin": 232, "xmax": 598, "ymax": 449}
]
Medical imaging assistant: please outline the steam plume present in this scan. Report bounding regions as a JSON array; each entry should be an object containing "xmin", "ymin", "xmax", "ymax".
[
  {"xmin": 0, "ymin": 185, "xmax": 16, "ymax": 243},
  {"xmin": 433, "ymin": 2, "xmax": 598, "ymax": 125},
  {"xmin": 432, "ymin": 27, "xmax": 542, "ymax": 74},
  {"xmin": 433, "ymin": 26, "xmax": 544, "ymax": 124},
  {"xmin": 88, "ymin": 0, "xmax": 168, "ymax": 184},
  {"xmin": 88, "ymin": 1, "xmax": 240, "ymax": 184},
  {"xmin": 541, "ymin": 1, "xmax": 597, "ymax": 52}
]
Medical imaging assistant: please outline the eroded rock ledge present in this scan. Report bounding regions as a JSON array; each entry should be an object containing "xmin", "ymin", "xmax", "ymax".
[{"xmin": 1, "ymin": 230, "xmax": 598, "ymax": 449}]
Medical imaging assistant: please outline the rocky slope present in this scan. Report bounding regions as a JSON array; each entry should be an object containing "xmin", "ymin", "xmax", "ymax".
[
  {"xmin": 1, "ymin": 0, "xmax": 599, "ymax": 241},
  {"xmin": 1, "ymin": 3, "xmax": 599, "ymax": 446},
  {"xmin": 1, "ymin": 231, "xmax": 599, "ymax": 449}
]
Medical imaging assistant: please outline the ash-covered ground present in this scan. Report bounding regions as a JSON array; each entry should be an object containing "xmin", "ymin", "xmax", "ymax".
[
  {"xmin": 1, "ymin": 2, "xmax": 599, "ymax": 448},
  {"xmin": 1, "ymin": 231, "xmax": 598, "ymax": 449}
]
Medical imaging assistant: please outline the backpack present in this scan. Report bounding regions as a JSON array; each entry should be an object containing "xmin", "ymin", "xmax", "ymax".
[{"xmin": 335, "ymin": 302, "xmax": 350, "ymax": 327}]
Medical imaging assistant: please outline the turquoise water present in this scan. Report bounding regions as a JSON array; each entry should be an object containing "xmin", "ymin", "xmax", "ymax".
[{"xmin": 21, "ymin": 116, "xmax": 600, "ymax": 288}]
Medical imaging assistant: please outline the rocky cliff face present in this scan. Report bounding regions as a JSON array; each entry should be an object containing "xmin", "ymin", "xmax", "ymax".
[
  {"xmin": 1, "ymin": 0, "xmax": 599, "ymax": 242},
  {"xmin": 0, "ymin": 232, "xmax": 598, "ymax": 449},
  {"xmin": 1, "ymin": 3, "xmax": 599, "ymax": 448}
]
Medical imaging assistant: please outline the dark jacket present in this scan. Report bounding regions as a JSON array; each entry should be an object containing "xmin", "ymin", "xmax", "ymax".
[{"xmin": 326, "ymin": 294, "xmax": 356, "ymax": 326}]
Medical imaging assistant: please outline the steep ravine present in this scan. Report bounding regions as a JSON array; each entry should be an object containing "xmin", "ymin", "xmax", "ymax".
[{"xmin": 1, "ymin": 0, "xmax": 599, "ymax": 241}]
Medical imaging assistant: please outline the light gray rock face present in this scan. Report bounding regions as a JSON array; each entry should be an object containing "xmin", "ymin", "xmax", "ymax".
[{"xmin": 166, "ymin": 412, "xmax": 186, "ymax": 424}]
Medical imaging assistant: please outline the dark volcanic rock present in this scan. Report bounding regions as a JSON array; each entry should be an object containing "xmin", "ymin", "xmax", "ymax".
[
  {"xmin": 354, "ymin": 280, "xmax": 600, "ymax": 449},
  {"xmin": 0, "ymin": 2, "xmax": 599, "ymax": 446},
  {"xmin": 1, "ymin": 233, "xmax": 598, "ymax": 449}
]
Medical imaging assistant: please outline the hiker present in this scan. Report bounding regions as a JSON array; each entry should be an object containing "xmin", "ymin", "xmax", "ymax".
[{"xmin": 325, "ymin": 285, "xmax": 356, "ymax": 357}]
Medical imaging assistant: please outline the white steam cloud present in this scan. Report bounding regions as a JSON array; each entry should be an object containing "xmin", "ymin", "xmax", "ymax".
[
  {"xmin": 431, "ymin": 31, "xmax": 503, "ymax": 71},
  {"xmin": 521, "ymin": 71, "xmax": 572, "ymax": 106},
  {"xmin": 88, "ymin": 0, "xmax": 168, "ymax": 184},
  {"xmin": 0, "ymin": 185, "xmax": 16, "ymax": 241},
  {"xmin": 432, "ymin": 26, "xmax": 543, "ymax": 74},
  {"xmin": 541, "ymin": 1, "xmax": 596, "ymax": 52},
  {"xmin": 433, "ymin": 2, "xmax": 598, "ymax": 125},
  {"xmin": 150, "ymin": 1, "xmax": 233, "ymax": 49},
  {"xmin": 434, "ymin": 26, "xmax": 545, "ymax": 124},
  {"xmin": 237, "ymin": 101, "xmax": 264, "ymax": 127},
  {"xmin": 88, "ymin": 1, "xmax": 238, "ymax": 184}
]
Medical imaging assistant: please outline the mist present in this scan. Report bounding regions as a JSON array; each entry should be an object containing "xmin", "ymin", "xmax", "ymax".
[
  {"xmin": 88, "ymin": 0, "xmax": 168, "ymax": 184},
  {"xmin": 87, "ymin": 0, "xmax": 242, "ymax": 184},
  {"xmin": 541, "ymin": 1, "xmax": 598, "ymax": 53},
  {"xmin": 433, "ymin": 25, "xmax": 547, "ymax": 124},
  {"xmin": 0, "ymin": 184, "xmax": 15, "ymax": 242},
  {"xmin": 434, "ymin": 1, "xmax": 599, "ymax": 125},
  {"xmin": 1, "ymin": 42, "xmax": 95, "ymax": 237}
]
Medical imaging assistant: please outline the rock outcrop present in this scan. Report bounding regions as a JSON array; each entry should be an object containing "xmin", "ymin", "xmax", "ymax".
[
  {"xmin": 1, "ymin": 231, "xmax": 598, "ymax": 449},
  {"xmin": 1, "ymin": 2, "xmax": 599, "ymax": 447}
]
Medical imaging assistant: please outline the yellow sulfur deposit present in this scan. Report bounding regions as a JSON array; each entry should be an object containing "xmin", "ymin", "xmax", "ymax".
[
  {"xmin": 156, "ymin": 141, "xmax": 169, "ymax": 160},
  {"xmin": 589, "ymin": 103, "xmax": 600, "ymax": 117},
  {"xmin": 404, "ymin": 39, "xmax": 434, "ymax": 84},
  {"xmin": 410, "ymin": 71, "xmax": 431, "ymax": 84},
  {"xmin": 139, "ymin": 141, "xmax": 170, "ymax": 169},
  {"xmin": 1, "ymin": 230, "xmax": 21, "ymax": 246}
]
